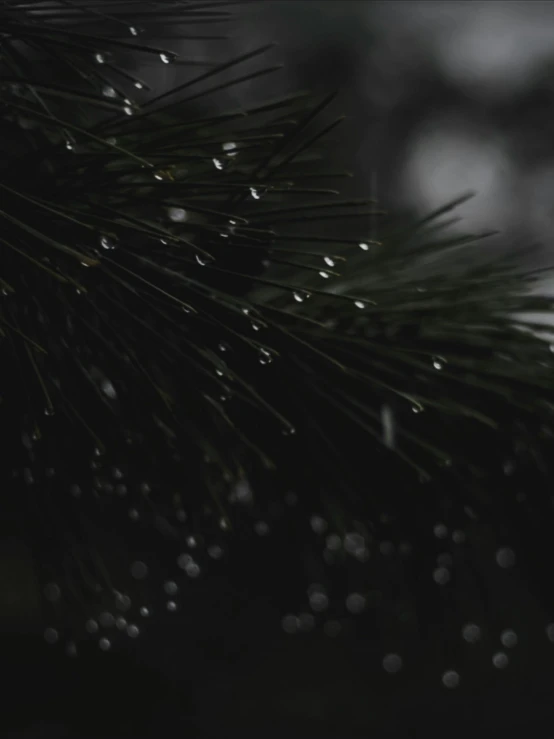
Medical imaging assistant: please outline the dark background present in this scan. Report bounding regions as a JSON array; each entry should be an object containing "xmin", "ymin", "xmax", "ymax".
[{"xmin": 5, "ymin": 2, "xmax": 554, "ymax": 736}]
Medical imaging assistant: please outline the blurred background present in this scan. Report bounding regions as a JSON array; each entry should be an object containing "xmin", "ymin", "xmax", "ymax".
[{"xmin": 6, "ymin": 2, "xmax": 554, "ymax": 736}]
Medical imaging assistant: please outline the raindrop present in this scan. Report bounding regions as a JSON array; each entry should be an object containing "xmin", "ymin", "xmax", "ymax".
[
  {"xmin": 382, "ymin": 654, "xmax": 403, "ymax": 674},
  {"xmin": 546, "ymin": 624, "xmax": 554, "ymax": 642},
  {"xmin": 168, "ymin": 207, "xmax": 187, "ymax": 222},
  {"xmin": 44, "ymin": 406, "xmax": 55, "ymax": 416},
  {"xmin": 354, "ymin": 300, "xmax": 366, "ymax": 309},
  {"xmin": 212, "ymin": 158, "xmax": 225, "ymax": 170},
  {"xmin": 250, "ymin": 187, "xmax": 263, "ymax": 200},
  {"xmin": 234, "ymin": 479, "xmax": 253, "ymax": 503},
  {"xmin": 128, "ymin": 26, "xmax": 139, "ymax": 36},
  {"xmin": 102, "ymin": 86, "xmax": 116, "ymax": 99},
  {"xmin": 99, "ymin": 612, "xmax": 115, "ymax": 628},
  {"xmin": 326, "ymin": 533, "xmax": 342, "ymax": 551},
  {"xmin": 282, "ymin": 614, "xmax": 299, "ymax": 634},
  {"xmin": 433, "ymin": 523, "xmax": 448, "ymax": 539},
  {"xmin": 318, "ymin": 271, "xmax": 330, "ymax": 279},
  {"xmin": 164, "ymin": 581, "xmax": 179, "ymax": 596},
  {"xmin": 308, "ymin": 590, "xmax": 329, "ymax": 613},
  {"xmin": 99, "ymin": 638, "xmax": 111, "ymax": 651},
  {"xmin": 115, "ymin": 593, "xmax": 131, "ymax": 611},
  {"xmin": 128, "ymin": 508, "xmax": 139, "ymax": 521},
  {"xmin": 462, "ymin": 623, "xmax": 481, "ymax": 644},
  {"xmin": 344, "ymin": 532, "xmax": 365, "ymax": 555},
  {"xmin": 218, "ymin": 343, "xmax": 229, "ymax": 352},
  {"xmin": 452, "ymin": 530, "xmax": 466, "ymax": 544},
  {"xmin": 432, "ymin": 356, "xmax": 445, "ymax": 370},
  {"xmin": 101, "ymin": 379, "xmax": 117, "ymax": 399},
  {"xmin": 44, "ymin": 583, "xmax": 61, "ymax": 602},
  {"xmin": 323, "ymin": 256, "xmax": 335, "ymax": 267},
  {"xmin": 127, "ymin": 624, "xmax": 140, "ymax": 638},
  {"xmin": 44, "ymin": 628, "xmax": 59, "ymax": 644},
  {"xmin": 185, "ymin": 562, "xmax": 201, "ymax": 578},
  {"xmin": 123, "ymin": 106, "xmax": 133, "ymax": 116},
  {"xmin": 208, "ymin": 545, "xmax": 223, "ymax": 559},
  {"xmin": 310, "ymin": 515, "xmax": 327, "ymax": 534},
  {"xmin": 496, "ymin": 547, "xmax": 515, "ymax": 568},
  {"xmin": 359, "ymin": 242, "xmax": 370, "ymax": 251},
  {"xmin": 116, "ymin": 617, "xmax": 127, "ymax": 630},
  {"xmin": 106, "ymin": 137, "xmax": 117, "ymax": 146},
  {"xmin": 219, "ymin": 517, "xmax": 229, "ymax": 530},
  {"xmin": 254, "ymin": 521, "xmax": 270, "ymax": 536},
  {"xmin": 442, "ymin": 670, "xmax": 460, "ymax": 688},
  {"xmin": 500, "ymin": 629, "xmax": 518, "ymax": 648},
  {"xmin": 66, "ymin": 642, "xmax": 77, "ymax": 657},
  {"xmin": 186, "ymin": 535, "xmax": 197, "ymax": 549},
  {"xmin": 159, "ymin": 52, "xmax": 175, "ymax": 64},
  {"xmin": 85, "ymin": 619, "xmax": 99, "ymax": 634},
  {"xmin": 140, "ymin": 607, "xmax": 150, "ymax": 617},
  {"xmin": 345, "ymin": 593, "xmax": 366, "ymax": 615},
  {"xmin": 492, "ymin": 652, "xmax": 509, "ymax": 669},
  {"xmin": 176, "ymin": 509, "xmax": 187, "ymax": 522},
  {"xmin": 130, "ymin": 561, "xmax": 148, "ymax": 580},
  {"xmin": 166, "ymin": 601, "xmax": 178, "ymax": 612},
  {"xmin": 94, "ymin": 53, "xmax": 105, "ymax": 64},
  {"xmin": 65, "ymin": 140, "xmax": 74, "ymax": 151},
  {"xmin": 282, "ymin": 425, "xmax": 296, "ymax": 436},
  {"xmin": 251, "ymin": 321, "xmax": 262, "ymax": 332},
  {"xmin": 134, "ymin": 81, "xmax": 144, "ymax": 90},
  {"xmin": 433, "ymin": 566, "xmax": 451, "ymax": 585},
  {"xmin": 293, "ymin": 291, "xmax": 311, "ymax": 303}
]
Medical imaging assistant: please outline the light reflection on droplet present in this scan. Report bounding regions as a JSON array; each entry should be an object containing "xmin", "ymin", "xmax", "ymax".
[
  {"xmin": 94, "ymin": 53, "xmax": 105, "ymax": 64},
  {"xmin": 462, "ymin": 623, "xmax": 481, "ymax": 644},
  {"xmin": 140, "ymin": 607, "xmax": 150, "ymax": 618},
  {"xmin": 127, "ymin": 624, "xmax": 140, "ymax": 638},
  {"xmin": 492, "ymin": 652, "xmax": 509, "ymax": 669},
  {"xmin": 382, "ymin": 654, "xmax": 403, "ymax": 674},
  {"xmin": 318, "ymin": 271, "xmax": 330, "ymax": 279},
  {"xmin": 323, "ymin": 256, "xmax": 335, "ymax": 267},
  {"xmin": 99, "ymin": 638, "xmax": 111, "ymax": 651},
  {"xmin": 85, "ymin": 619, "xmax": 99, "ymax": 634},
  {"xmin": 500, "ymin": 629, "xmax": 518, "ymax": 648},
  {"xmin": 359, "ymin": 242, "xmax": 370, "ymax": 251},
  {"xmin": 166, "ymin": 600, "xmax": 178, "ymax": 612},
  {"xmin": 185, "ymin": 562, "xmax": 201, "ymax": 578},
  {"xmin": 442, "ymin": 670, "xmax": 460, "ymax": 688},
  {"xmin": 168, "ymin": 207, "xmax": 187, "ymax": 222},
  {"xmin": 164, "ymin": 581, "xmax": 179, "ymax": 596}
]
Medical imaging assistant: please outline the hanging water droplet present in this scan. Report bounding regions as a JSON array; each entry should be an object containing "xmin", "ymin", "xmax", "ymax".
[
  {"xmin": 433, "ymin": 523, "xmax": 448, "ymax": 539},
  {"xmin": 115, "ymin": 617, "xmax": 127, "ymax": 630},
  {"xmin": 254, "ymin": 521, "xmax": 270, "ymax": 536},
  {"xmin": 500, "ymin": 629, "xmax": 518, "ymax": 648},
  {"xmin": 382, "ymin": 654, "xmax": 403, "ymax": 674},
  {"xmin": 134, "ymin": 81, "xmax": 144, "ymax": 90},
  {"xmin": 310, "ymin": 515, "xmax": 327, "ymax": 534},
  {"xmin": 168, "ymin": 207, "xmax": 187, "ymax": 222},
  {"xmin": 323, "ymin": 256, "xmax": 335, "ymax": 267},
  {"xmin": 99, "ymin": 612, "xmax": 115, "ymax": 628},
  {"xmin": 432, "ymin": 356, "xmax": 445, "ymax": 370},
  {"xmin": 258, "ymin": 348, "xmax": 273, "ymax": 365},
  {"xmin": 100, "ymin": 235, "xmax": 116, "ymax": 250},
  {"xmin": 85, "ymin": 619, "xmax": 99, "ymax": 634},
  {"xmin": 44, "ymin": 628, "xmax": 59, "ymax": 645},
  {"xmin": 433, "ymin": 567, "xmax": 450, "ymax": 585},
  {"xmin": 345, "ymin": 593, "xmax": 366, "ymax": 615},
  {"xmin": 94, "ymin": 53, "xmax": 105, "ymax": 64},
  {"xmin": 195, "ymin": 253, "xmax": 213, "ymax": 266},
  {"xmin": 359, "ymin": 242, "xmax": 370, "ymax": 251},
  {"xmin": 293, "ymin": 290, "xmax": 311, "ymax": 303},
  {"xmin": 99, "ymin": 638, "xmax": 111, "ymax": 651},
  {"xmin": 496, "ymin": 547, "xmax": 515, "ymax": 568},
  {"xmin": 115, "ymin": 593, "xmax": 131, "ymax": 611},
  {"xmin": 442, "ymin": 670, "xmax": 460, "ymax": 688},
  {"xmin": 462, "ymin": 623, "xmax": 481, "ymax": 644},
  {"xmin": 164, "ymin": 581, "xmax": 179, "ymax": 596},
  {"xmin": 128, "ymin": 26, "xmax": 139, "ymax": 36},
  {"xmin": 282, "ymin": 614, "xmax": 300, "ymax": 634},
  {"xmin": 106, "ymin": 137, "xmax": 117, "ymax": 146},
  {"xmin": 140, "ymin": 607, "xmax": 150, "ymax": 618},
  {"xmin": 492, "ymin": 652, "xmax": 509, "ymax": 669},
  {"xmin": 354, "ymin": 300, "xmax": 366, "ymax": 309},
  {"xmin": 43, "ymin": 583, "xmax": 61, "ymax": 602},
  {"xmin": 250, "ymin": 187, "xmax": 262, "ymax": 200},
  {"xmin": 103, "ymin": 86, "xmax": 117, "ymax": 99},
  {"xmin": 123, "ymin": 105, "xmax": 134, "ymax": 116},
  {"xmin": 282, "ymin": 425, "xmax": 296, "ymax": 436},
  {"xmin": 208, "ymin": 545, "xmax": 223, "ymax": 560},
  {"xmin": 101, "ymin": 379, "xmax": 117, "ymax": 399},
  {"xmin": 159, "ymin": 52, "xmax": 175, "ymax": 64},
  {"xmin": 185, "ymin": 561, "xmax": 201, "ymax": 578},
  {"xmin": 65, "ymin": 140, "xmax": 74, "ymax": 151},
  {"xmin": 251, "ymin": 321, "xmax": 262, "ymax": 332},
  {"xmin": 222, "ymin": 141, "xmax": 238, "ymax": 157},
  {"xmin": 319, "ymin": 271, "xmax": 330, "ymax": 279},
  {"xmin": 218, "ymin": 343, "xmax": 228, "ymax": 353},
  {"xmin": 44, "ymin": 406, "xmax": 55, "ymax": 416},
  {"xmin": 131, "ymin": 561, "xmax": 149, "ymax": 580},
  {"xmin": 212, "ymin": 158, "xmax": 226, "ymax": 170}
]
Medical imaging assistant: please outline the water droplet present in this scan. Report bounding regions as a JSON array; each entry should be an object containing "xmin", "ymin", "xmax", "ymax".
[
  {"xmin": 310, "ymin": 515, "xmax": 327, "ymax": 534},
  {"xmin": 99, "ymin": 612, "xmax": 115, "ymax": 628},
  {"xmin": 251, "ymin": 321, "xmax": 262, "ymax": 332},
  {"xmin": 318, "ymin": 271, "xmax": 330, "ymax": 279},
  {"xmin": 282, "ymin": 614, "xmax": 299, "ymax": 634},
  {"xmin": 65, "ymin": 140, "xmax": 74, "ymax": 151},
  {"xmin": 44, "ymin": 628, "xmax": 59, "ymax": 644},
  {"xmin": 258, "ymin": 348, "xmax": 273, "ymax": 365},
  {"xmin": 166, "ymin": 600, "xmax": 178, "ymax": 612},
  {"xmin": 99, "ymin": 638, "xmax": 111, "ymax": 651},
  {"xmin": 282, "ymin": 425, "xmax": 296, "ymax": 436},
  {"xmin": 462, "ymin": 623, "xmax": 481, "ymax": 644},
  {"xmin": 383, "ymin": 653, "xmax": 403, "ymax": 674},
  {"xmin": 500, "ymin": 629, "xmax": 518, "ymax": 648},
  {"xmin": 128, "ymin": 26, "xmax": 139, "ymax": 36},
  {"xmin": 43, "ymin": 582, "xmax": 61, "ymax": 602},
  {"xmin": 159, "ymin": 52, "xmax": 175, "ymax": 64},
  {"xmin": 44, "ymin": 406, "xmax": 55, "ymax": 417},
  {"xmin": 326, "ymin": 533, "xmax": 342, "ymax": 552},
  {"xmin": 131, "ymin": 561, "xmax": 148, "ymax": 580},
  {"xmin": 359, "ymin": 242, "xmax": 370, "ymax": 251},
  {"xmin": 496, "ymin": 547, "xmax": 515, "ymax": 568},
  {"xmin": 140, "ymin": 607, "xmax": 150, "ymax": 617},
  {"xmin": 101, "ymin": 379, "xmax": 117, "ymax": 399},
  {"xmin": 298, "ymin": 613, "xmax": 315, "ymax": 632},
  {"xmin": 100, "ymin": 235, "xmax": 116, "ymax": 250},
  {"xmin": 127, "ymin": 624, "xmax": 140, "ymax": 638},
  {"xmin": 434, "ymin": 523, "xmax": 448, "ymax": 539},
  {"xmin": 442, "ymin": 670, "xmax": 460, "ymax": 688},
  {"xmin": 23, "ymin": 468, "xmax": 34, "ymax": 485},
  {"xmin": 94, "ymin": 53, "xmax": 105, "ymax": 64},
  {"xmin": 250, "ymin": 187, "xmax": 263, "ymax": 200},
  {"xmin": 345, "ymin": 593, "xmax": 366, "ymax": 614},
  {"xmin": 492, "ymin": 652, "xmax": 509, "ymax": 669},
  {"xmin": 103, "ymin": 86, "xmax": 117, "ymax": 98},
  {"xmin": 222, "ymin": 141, "xmax": 238, "ymax": 157},
  {"xmin": 432, "ymin": 356, "xmax": 445, "ymax": 370},
  {"xmin": 115, "ymin": 593, "xmax": 131, "ymax": 611},
  {"xmin": 433, "ymin": 567, "xmax": 450, "ymax": 585},
  {"xmin": 176, "ymin": 509, "xmax": 187, "ymax": 522},
  {"xmin": 164, "ymin": 581, "xmax": 179, "ymax": 596},
  {"xmin": 123, "ymin": 106, "xmax": 134, "ymax": 116},
  {"xmin": 66, "ymin": 642, "xmax": 77, "ymax": 657},
  {"xmin": 168, "ymin": 207, "xmax": 187, "ymax": 222},
  {"xmin": 254, "ymin": 521, "xmax": 270, "ymax": 536},
  {"xmin": 185, "ymin": 561, "xmax": 201, "ymax": 578},
  {"xmin": 308, "ymin": 589, "xmax": 329, "ymax": 613},
  {"xmin": 323, "ymin": 256, "xmax": 335, "ymax": 267},
  {"xmin": 354, "ymin": 300, "xmax": 366, "ymax": 309},
  {"xmin": 195, "ymin": 253, "xmax": 214, "ymax": 266},
  {"xmin": 134, "ymin": 81, "xmax": 144, "ymax": 90},
  {"xmin": 106, "ymin": 136, "xmax": 117, "ymax": 146},
  {"xmin": 293, "ymin": 290, "xmax": 311, "ymax": 303},
  {"xmin": 208, "ymin": 545, "xmax": 223, "ymax": 559},
  {"xmin": 212, "ymin": 158, "xmax": 226, "ymax": 170},
  {"xmin": 115, "ymin": 617, "xmax": 127, "ymax": 630},
  {"xmin": 85, "ymin": 619, "xmax": 99, "ymax": 634},
  {"xmin": 546, "ymin": 624, "xmax": 554, "ymax": 642},
  {"xmin": 452, "ymin": 530, "xmax": 465, "ymax": 544},
  {"xmin": 344, "ymin": 532, "xmax": 365, "ymax": 555}
]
